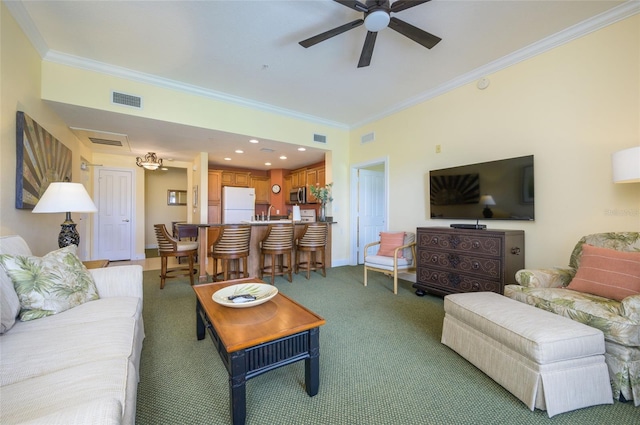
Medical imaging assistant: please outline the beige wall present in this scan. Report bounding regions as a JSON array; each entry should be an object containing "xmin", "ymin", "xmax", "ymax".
[
  {"xmin": 349, "ymin": 14, "xmax": 640, "ymax": 268},
  {"xmin": 145, "ymin": 167, "xmax": 188, "ymax": 248},
  {"xmin": 0, "ymin": 3, "xmax": 93, "ymax": 257}
]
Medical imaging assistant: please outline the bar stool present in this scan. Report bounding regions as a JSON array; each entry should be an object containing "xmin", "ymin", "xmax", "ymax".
[
  {"xmin": 295, "ymin": 222, "xmax": 328, "ymax": 279},
  {"xmin": 259, "ymin": 223, "xmax": 294, "ymax": 284},
  {"xmin": 154, "ymin": 224, "xmax": 198, "ymax": 289},
  {"xmin": 210, "ymin": 224, "xmax": 252, "ymax": 281}
]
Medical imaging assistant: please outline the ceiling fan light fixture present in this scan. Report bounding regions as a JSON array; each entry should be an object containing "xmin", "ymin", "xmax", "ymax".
[{"xmin": 364, "ymin": 10, "xmax": 390, "ymax": 32}]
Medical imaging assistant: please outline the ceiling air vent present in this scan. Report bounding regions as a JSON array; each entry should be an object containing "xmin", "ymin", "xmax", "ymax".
[
  {"xmin": 313, "ymin": 133, "xmax": 327, "ymax": 144},
  {"xmin": 361, "ymin": 132, "xmax": 375, "ymax": 144},
  {"xmin": 111, "ymin": 91, "xmax": 142, "ymax": 109},
  {"xmin": 89, "ymin": 137, "xmax": 123, "ymax": 147}
]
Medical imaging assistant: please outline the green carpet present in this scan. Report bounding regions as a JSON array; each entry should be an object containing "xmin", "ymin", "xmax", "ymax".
[
  {"xmin": 136, "ymin": 267, "xmax": 637, "ymax": 424},
  {"xmin": 145, "ymin": 248, "xmax": 158, "ymax": 258}
]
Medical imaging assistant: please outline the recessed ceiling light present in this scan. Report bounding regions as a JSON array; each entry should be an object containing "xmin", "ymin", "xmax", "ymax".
[
  {"xmin": 265, "ymin": 162, "xmax": 271, "ymax": 166},
  {"xmin": 224, "ymin": 157, "xmax": 231, "ymax": 161},
  {"xmin": 280, "ymin": 155, "xmax": 287, "ymax": 160},
  {"xmin": 235, "ymin": 150, "xmax": 244, "ymax": 154},
  {"xmin": 298, "ymin": 147, "xmax": 306, "ymax": 151},
  {"xmin": 249, "ymin": 139, "xmax": 259, "ymax": 144}
]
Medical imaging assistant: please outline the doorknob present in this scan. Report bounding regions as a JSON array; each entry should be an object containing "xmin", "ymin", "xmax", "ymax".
[{"xmin": 122, "ymin": 219, "xmax": 130, "ymax": 222}]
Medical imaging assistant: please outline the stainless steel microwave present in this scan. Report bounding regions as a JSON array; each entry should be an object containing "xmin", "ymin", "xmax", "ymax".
[{"xmin": 289, "ymin": 187, "xmax": 306, "ymax": 204}]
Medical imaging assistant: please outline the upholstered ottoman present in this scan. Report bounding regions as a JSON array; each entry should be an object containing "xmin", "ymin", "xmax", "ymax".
[{"xmin": 441, "ymin": 292, "xmax": 613, "ymax": 417}]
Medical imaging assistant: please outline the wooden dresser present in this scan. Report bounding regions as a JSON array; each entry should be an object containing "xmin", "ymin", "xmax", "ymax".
[{"xmin": 414, "ymin": 227, "xmax": 525, "ymax": 297}]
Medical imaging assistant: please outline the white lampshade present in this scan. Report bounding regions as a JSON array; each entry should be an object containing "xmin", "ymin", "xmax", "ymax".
[
  {"xmin": 33, "ymin": 182, "xmax": 98, "ymax": 213},
  {"xmin": 612, "ymin": 146, "xmax": 640, "ymax": 183},
  {"xmin": 479, "ymin": 195, "xmax": 496, "ymax": 206},
  {"xmin": 292, "ymin": 205, "xmax": 301, "ymax": 222}
]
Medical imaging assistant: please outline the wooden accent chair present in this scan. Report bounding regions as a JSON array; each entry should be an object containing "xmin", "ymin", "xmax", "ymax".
[
  {"xmin": 295, "ymin": 222, "xmax": 328, "ymax": 279},
  {"xmin": 154, "ymin": 223, "xmax": 198, "ymax": 289},
  {"xmin": 259, "ymin": 223, "xmax": 294, "ymax": 284},
  {"xmin": 363, "ymin": 231, "xmax": 416, "ymax": 294},
  {"xmin": 210, "ymin": 224, "xmax": 252, "ymax": 281}
]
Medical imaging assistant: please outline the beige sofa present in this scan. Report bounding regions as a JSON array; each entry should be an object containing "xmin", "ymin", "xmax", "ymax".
[
  {"xmin": 0, "ymin": 235, "xmax": 145, "ymax": 424},
  {"xmin": 504, "ymin": 232, "xmax": 640, "ymax": 406}
]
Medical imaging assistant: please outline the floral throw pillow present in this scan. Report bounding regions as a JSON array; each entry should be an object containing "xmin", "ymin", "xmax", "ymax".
[{"xmin": 0, "ymin": 245, "xmax": 99, "ymax": 321}]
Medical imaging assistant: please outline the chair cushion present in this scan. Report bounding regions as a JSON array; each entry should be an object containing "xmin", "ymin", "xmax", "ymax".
[
  {"xmin": 0, "ymin": 245, "xmax": 99, "ymax": 321},
  {"xmin": 176, "ymin": 241, "xmax": 198, "ymax": 251},
  {"xmin": 377, "ymin": 232, "xmax": 405, "ymax": 257},
  {"xmin": 365, "ymin": 255, "xmax": 412, "ymax": 269},
  {"xmin": 567, "ymin": 244, "xmax": 640, "ymax": 301}
]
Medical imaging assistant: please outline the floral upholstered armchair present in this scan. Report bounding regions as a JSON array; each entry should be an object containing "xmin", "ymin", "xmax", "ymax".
[{"xmin": 504, "ymin": 232, "xmax": 640, "ymax": 406}]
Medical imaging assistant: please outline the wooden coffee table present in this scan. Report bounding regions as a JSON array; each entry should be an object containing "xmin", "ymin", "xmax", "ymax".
[{"xmin": 193, "ymin": 277, "xmax": 326, "ymax": 425}]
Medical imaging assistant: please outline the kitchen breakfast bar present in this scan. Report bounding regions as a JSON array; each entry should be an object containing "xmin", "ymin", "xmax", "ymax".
[{"xmin": 193, "ymin": 222, "xmax": 333, "ymax": 283}]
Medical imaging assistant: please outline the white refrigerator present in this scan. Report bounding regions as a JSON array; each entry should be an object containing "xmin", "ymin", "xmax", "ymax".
[{"xmin": 222, "ymin": 187, "xmax": 255, "ymax": 224}]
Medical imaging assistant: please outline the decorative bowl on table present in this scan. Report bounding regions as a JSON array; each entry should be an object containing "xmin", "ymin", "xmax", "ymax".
[{"xmin": 212, "ymin": 283, "xmax": 279, "ymax": 308}]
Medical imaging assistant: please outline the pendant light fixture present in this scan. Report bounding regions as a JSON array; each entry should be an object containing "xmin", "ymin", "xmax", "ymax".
[{"xmin": 136, "ymin": 152, "xmax": 163, "ymax": 170}]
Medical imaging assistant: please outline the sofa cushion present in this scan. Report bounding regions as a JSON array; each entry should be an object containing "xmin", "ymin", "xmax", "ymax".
[
  {"xmin": 1, "ymin": 316, "xmax": 137, "ymax": 386},
  {"xmin": 377, "ymin": 232, "xmax": 406, "ymax": 257},
  {"xmin": 0, "ymin": 236, "xmax": 30, "ymax": 334},
  {"xmin": 0, "ymin": 267, "xmax": 20, "ymax": 334},
  {"xmin": 568, "ymin": 244, "xmax": 640, "ymax": 301},
  {"xmin": 504, "ymin": 285, "xmax": 640, "ymax": 347},
  {"xmin": 0, "ymin": 358, "xmax": 134, "ymax": 425},
  {"xmin": 0, "ymin": 245, "xmax": 99, "ymax": 321}
]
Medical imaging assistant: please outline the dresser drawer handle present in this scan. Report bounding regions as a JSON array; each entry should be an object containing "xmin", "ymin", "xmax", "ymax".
[
  {"xmin": 432, "ymin": 237, "xmax": 439, "ymax": 244},
  {"xmin": 472, "ymin": 241, "xmax": 480, "ymax": 249},
  {"xmin": 431, "ymin": 256, "xmax": 438, "ymax": 263},
  {"xmin": 471, "ymin": 282, "xmax": 480, "ymax": 291},
  {"xmin": 472, "ymin": 262, "xmax": 480, "ymax": 269},
  {"xmin": 511, "ymin": 247, "xmax": 521, "ymax": 255}
]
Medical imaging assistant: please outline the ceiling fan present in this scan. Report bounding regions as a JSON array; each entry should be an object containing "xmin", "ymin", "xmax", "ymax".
[{"xmin": 299, "ymin": 0, "xmax": 442, "ymax": 68}]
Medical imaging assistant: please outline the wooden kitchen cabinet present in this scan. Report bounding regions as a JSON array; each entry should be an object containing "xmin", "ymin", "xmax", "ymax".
[
  {"xmin": 221, "ymin": 171, "xmax": 250, "ymax": 187},
  {"xmin": 208, "ymin": 171, "xmax": 222, "ymax": 223},
  {"xmin": 284, "ymin": 175, "xmax": 292, "ymax": 204},
  {"xmin": 290, "ymin": 168, "xmax": 307, "ymax": 188},
  {"xmin": 414, "ymin": 227, "xmax": 525, "ymax": 297},
  {"xmin": 250, "ymin": 176, "xmax": 271, "ymax": 205},
  {"xmin": 305, "ymin": 166, "xmax": 325, "ymax": 203}
]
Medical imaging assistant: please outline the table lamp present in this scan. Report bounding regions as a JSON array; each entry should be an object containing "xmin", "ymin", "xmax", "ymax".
[
  {"xmin": 32, "ymin": 182, "xmax": 98, "ymax": 248},
  {"xmin": 479, "ymin": 195, "xmax": 496, "ymax": 218},
  {"xmin": 612, "ymin": 146, "xmax": 640, "ymax": 183}
]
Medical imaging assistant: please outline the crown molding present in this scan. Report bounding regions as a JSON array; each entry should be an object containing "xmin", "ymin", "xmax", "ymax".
[
  {"xmin": 351, "ymin": 1, "xmax": 640, "ymax": 129},
  {"xmin": 6, "ymin": 0, "xmax": 638, "ymax": 131},
  {"xmin": 4, "ymin": 0, "xmax": 48, "ymax": 56},
  {"xmin": 41, "ymin": 50, "xmax": 349, "ymax": 130}
]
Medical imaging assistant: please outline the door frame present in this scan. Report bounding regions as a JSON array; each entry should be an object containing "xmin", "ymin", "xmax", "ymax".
[
  {"xmin": 92, "ymin": 166, "xmax": 137, "ymax": 261},
  {"xmin": 349, "ymin": 157, "xmax": 388, "ymax": 265}
]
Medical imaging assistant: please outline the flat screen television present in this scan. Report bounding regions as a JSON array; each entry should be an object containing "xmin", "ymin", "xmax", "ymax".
[{"xmin": 429, "ymin": 155, "xmax": 534, "ymax": 221}]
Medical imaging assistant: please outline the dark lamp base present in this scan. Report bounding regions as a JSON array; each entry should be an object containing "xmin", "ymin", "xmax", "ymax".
[{"xmin": 59, "ymin": 223, "xmax": 80, "ymax": 248}]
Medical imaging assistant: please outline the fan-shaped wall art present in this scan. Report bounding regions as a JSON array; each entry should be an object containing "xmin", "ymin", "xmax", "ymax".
[
  {"xmin": 430, "ymin": 174, "xmax": 480, "ymax": 205},
  {"xmin": 15, "ymin": 111, "xmax": 72, "ymax": 209}
]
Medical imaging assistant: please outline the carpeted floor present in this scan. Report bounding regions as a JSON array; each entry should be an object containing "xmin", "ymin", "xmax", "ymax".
[
  {"xmin": 135, "ymin": 266, "xmax": 638, "ymax": 424},
  {"xmin": 144, "ymin": 248, "xmax": 158, "ymax": 258}
]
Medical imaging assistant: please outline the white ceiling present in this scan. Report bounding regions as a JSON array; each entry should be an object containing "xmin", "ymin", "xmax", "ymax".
[{"xmin": 7, "ymin": 0, "xmax": 634, "ymax": 170}]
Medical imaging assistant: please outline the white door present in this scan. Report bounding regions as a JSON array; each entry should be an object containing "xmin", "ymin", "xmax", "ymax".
[
  {"xmin": 357, "ymin": 168, "xmax": 385, "ymax": 263},
  {"xmin": 95, "ymin": 168, "xmax": 133, "ymax": 261}
]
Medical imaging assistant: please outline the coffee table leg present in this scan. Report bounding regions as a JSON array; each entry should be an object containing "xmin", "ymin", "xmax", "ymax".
[
  {"xmin": 229, "ymin": 350, "xmax": 247, "ymax": 425},
  {"xmin": 305, "ymin": 327, "xmax": 320, "ymax": 397},
  {"xmin": 196, "ymin": 301, "xmax": 206, "ymax": 341}
]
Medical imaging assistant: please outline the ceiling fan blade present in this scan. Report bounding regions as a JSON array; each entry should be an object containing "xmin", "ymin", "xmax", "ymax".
[
  {"xmin": 358, "ymin": 31, "xmax": 377, "ymax": 68},
  {"xmin": 299, "ymin": 19, "xmax": 364, "ymax": 48},
  {"xmin": 334, "ymin": 0, "xmax": 369, "ymax": 13},
  {"xmin": 390, "ymin": 0, "xmax": 431, "ymax": 14},
  {"xmin": 388, "ymin": 17, "xmax": 441, "ymax": 49}
]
